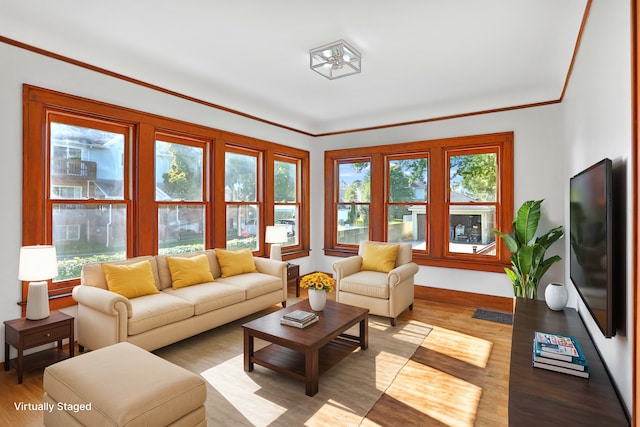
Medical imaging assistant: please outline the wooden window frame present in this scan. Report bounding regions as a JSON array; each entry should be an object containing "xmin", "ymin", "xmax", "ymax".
[
  {"xmin": 324, "ymin": 132, "xmax": 514, "ymax": 273},
  {"xmin": 22, "ymin": 85, "xmax": 310, "ymax": 311}
]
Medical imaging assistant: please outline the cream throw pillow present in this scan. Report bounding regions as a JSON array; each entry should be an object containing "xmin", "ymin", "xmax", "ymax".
[
  {"xmin": 166, "ymin": 254, "xmax": 214, "ymax": 289},
  {"xmin": 101, "ymin": 260, "xmax": 159, "ymax": 299},
  {"xmin": 215, "ymin": 248, "xmax": 258, "ymax": 278},
  {"xmin": 361, "ymin": 243, "xmax": 400, "ymax": 273}
]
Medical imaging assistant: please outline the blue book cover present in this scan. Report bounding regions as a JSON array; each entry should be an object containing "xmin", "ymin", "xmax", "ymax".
[
  {"xmin": 534, "ymin": 331, "xmax": 587, "ymax": 363},
  {"xmin": 532, "ymin": 339, "xmax": 589, "ymax": 371}
]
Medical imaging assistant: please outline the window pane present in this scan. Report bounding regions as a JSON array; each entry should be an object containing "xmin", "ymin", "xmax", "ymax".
[
  {"xmin": 388, "ymin": 205, "xmax": 427, "ymax": 249},
  {"xmin": 50, "ymin": 123, "xmax": 124, "ymax": 199},
  {"xmin": 226, "ymin": 204, "xmax": 259, "ymax": 250},
  {"xmin": 225, "ymin": 152, "xmax": 257, "ymax": 202},
  {"xmin": 338, "ymin": 162, "xmax": 370, "ymax": 203},
  {"xmin": 275, "ymin": 205, "xmax": 298, "ymax": 246},
  {"xmin": 158, "ymin": 205, "xmax": 205, "ymax": 255},
  {"xmin": 449, "ymin": 205, "xmax": 496, "ymax": 255},
  {"xmin": 155, "ymin": 141, "xmax": 203, "ymax": 201},
  {"xmin": 449, "ymin": 153, "xmax": 497, "ymax": 202},
  {"xmin": 337, "ymin": 204, "xmax": 369, "ymax": 244},
  {"xmin": 275, "ymin": 160, "xmax": 296, "ymax": 202},
  {"xmin": 389, "ymin": 158, "xmax": 428, "ymax": 202},
  {"xmin": 53, "ymin": 203, "xmax": 127, "ymax": 281}
]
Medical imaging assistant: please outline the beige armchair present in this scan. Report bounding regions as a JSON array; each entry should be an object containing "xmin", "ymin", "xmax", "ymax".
[{"xmin": 332, "ymin": 241, "xmax": 419, "ymax": 326}]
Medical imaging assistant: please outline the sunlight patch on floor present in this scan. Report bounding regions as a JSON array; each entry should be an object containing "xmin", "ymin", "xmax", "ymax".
[
  {"xmin": 200, "ymin": 355, "xmax": 287, "ymax": 426},
  {"xmin": 385, "ymin": 361, "xmax": 482, "ymax": 427},
  {"xmin": 423, "ymin": 326, "xmax": 493, "ymax": 368}
]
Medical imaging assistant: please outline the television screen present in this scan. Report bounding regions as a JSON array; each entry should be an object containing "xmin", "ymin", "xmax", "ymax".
[{"xmin": 569, "ymin": 158, "xmax": 614, "ymax": 337}]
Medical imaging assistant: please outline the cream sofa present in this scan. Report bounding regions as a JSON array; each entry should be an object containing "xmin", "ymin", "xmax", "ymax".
[{"xmin": 72, "ymin": 249, "xmax": 287, "ymax": 352}]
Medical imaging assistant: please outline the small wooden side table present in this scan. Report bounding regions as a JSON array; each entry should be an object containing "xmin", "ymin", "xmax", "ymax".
[
  {"xmin": 4, "ymin": 310, "xmax": 74, "ymax": 384},
  {"xmin": 287, "ymin": 263, "xmax": 300, "ymax": 297}
]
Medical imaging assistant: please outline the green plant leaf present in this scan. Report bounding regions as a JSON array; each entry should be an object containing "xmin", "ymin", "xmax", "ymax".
[
  {"xmin": 516, "ymin": 245, "xmax": 534, "ymax": 276},
  {"xmin": 493, "ymin": 229, "xmax": 519, "ymax": 253},
  {"xmin": 514, "ymin": 200, "xmax": 542, "ymax": 244},
  {"xmin": 536, "ymin": 225, "xmax": 564, "ymax": 249}
]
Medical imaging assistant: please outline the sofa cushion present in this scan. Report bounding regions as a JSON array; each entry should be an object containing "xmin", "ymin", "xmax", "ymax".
[
  {"xmin": 216, "ymin": 248, "xmax": 258, "ymax": 277},
  {"xmin": 101, "ymin": 260, "xmax": 159, "ymax": 299},
  {"xmin": 127, "ymin": 293, "xmax": 194, "ymax": 335},
  {"xmin": 163, "ymin": 282, "xmax": 246, "ymax": 315},
  {"xmin": 82, "ymin": 256, "xmax": 160, "ymax": 290},
  {"xmin": 361, "ymin": 242, "xmax": 399, "ymax": 273},
  {"xmin": 157, "ymin": 251, "xmax": 221, "ymax": 290},
  {"xmin": 166, "ymin": 253, "xmax": 214, "ymax": 289},
  {"xmin": 217, "ymin": 272, "xmax": 283, "ymax": 299},
  {"xmin": 339, "ymin": 270, "xmax": 390, "ymax": 299}
]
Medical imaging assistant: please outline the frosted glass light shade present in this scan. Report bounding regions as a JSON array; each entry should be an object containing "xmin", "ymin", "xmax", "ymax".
[
  {"xmin": 19, "ymin": 245, "xmax": 57, "ymax": 320},
  {"xmin": 310, "ymin": 39, "xmax": 362, "ymax": 80}
]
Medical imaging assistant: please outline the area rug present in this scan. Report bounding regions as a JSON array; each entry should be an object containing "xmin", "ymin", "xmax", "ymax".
[
  {"xmin": 471, "ymin": 308, "xmax": 513, "ymax": 325},
  {"xmin": 154, "ymin": 305, "xmax": 432, "ymax": 427}
]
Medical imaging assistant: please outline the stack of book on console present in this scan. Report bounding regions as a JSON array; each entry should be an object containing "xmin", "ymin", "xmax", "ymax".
[
  {"xmin": 532, "ymin": 331, "xmax": 589, "ymax": 378},
  {"xmin": 281, "ymin": 310, "xmax": 319, "ymax": 328}
]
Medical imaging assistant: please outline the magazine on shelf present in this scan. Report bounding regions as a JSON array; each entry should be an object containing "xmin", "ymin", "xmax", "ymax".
[
  {"xmin": 534, "ymin": 331, "xmax": 586, "ymax": 363},
  {"xmin": 532, "ymin": 358, "xmax": 590, "ymax": 378},
  {"xmin": 283, "ymin": 310, "xmax": 317, "ymax": 323},
  {"xmin": 281, "ymin": 316, "xmax": 319, "ymax": 328},
  {"xmin": 532, "ymin": 340, "xmax": 589, "ymax": 371}
]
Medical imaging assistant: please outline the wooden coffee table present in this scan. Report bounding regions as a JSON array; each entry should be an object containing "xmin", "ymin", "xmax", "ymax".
[{"xmin": 243, "ymin": 299, "xmax": 368, "ymax": 396}]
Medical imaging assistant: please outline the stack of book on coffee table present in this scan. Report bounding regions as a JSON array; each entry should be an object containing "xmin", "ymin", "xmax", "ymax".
[
  {"xmin": 532, "ymin": 331, "xmax": 589, "ymax": 378},
  {"xmin": 281, "ymin": 309, "xmax": 319, "ymax": 328}
]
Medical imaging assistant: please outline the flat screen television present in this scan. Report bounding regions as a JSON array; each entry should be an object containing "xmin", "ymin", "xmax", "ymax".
[{"xmin": 569, "ymin": 158, "xmax": 615, "ymax": 337}]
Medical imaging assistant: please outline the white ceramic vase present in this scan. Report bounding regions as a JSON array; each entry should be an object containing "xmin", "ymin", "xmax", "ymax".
[
  {"xmin": 308, "ymin": 289, "xmax": 327, "ymax": 311},
  {"xmin": 544, "ymin": 282, "xmax": 568, "ymax": 311}
]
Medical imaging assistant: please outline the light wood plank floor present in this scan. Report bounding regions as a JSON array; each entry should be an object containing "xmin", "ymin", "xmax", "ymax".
[{"xmin": 0, "ymin": 289, "xmax": 511, "ymax": 426}]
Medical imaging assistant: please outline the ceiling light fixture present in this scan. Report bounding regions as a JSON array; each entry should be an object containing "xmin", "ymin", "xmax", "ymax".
[{"xmin": 309, "ymin": 39, "xmax": 361, "ymax": 80}]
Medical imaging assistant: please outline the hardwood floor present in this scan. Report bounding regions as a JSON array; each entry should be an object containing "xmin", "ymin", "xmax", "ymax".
[{"xmin": 0, "ymin": 289, "xmax": 511, "ymax": 426}]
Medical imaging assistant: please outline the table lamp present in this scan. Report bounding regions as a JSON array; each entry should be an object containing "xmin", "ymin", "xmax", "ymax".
[
  {"xmin": 19, "ymin": 245, "xmax": 58, "ymax": 320},
  {"xmin": 265, "ymin": 226, "xmax": 288, "ymax": 261}
]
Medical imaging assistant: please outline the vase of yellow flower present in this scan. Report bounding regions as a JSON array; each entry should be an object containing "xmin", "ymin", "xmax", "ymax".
[{"xmin": 300, "ymin": 272, "xmax": 335, "ymax": 311}]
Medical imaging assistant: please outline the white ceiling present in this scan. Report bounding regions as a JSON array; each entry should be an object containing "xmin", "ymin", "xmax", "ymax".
[{"xmin": 0, "ymin": 0, "xmax": 589, "ymax": 135}]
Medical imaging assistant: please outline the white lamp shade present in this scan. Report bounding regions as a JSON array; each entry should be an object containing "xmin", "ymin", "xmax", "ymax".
[
  {"xmin": 265, "ymin": 226, "xmax": 288, "ymax": 244},
  {"xmin": 19, "ymin": 245, "xmax": 58, "ymax": 281}
]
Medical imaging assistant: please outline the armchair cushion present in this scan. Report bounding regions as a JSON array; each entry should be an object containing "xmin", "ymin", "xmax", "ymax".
[
  {"xmin": 339, "ymin": 271, "xmax": 391, "ymax": 299},
  {"xmin": 166, "ymin": 253, "xmax": 214, "ymax": 289},
  {"xmin": 101, "ymin": 260, "xmax": 159, "ymax": 299},
  {"xmin": 361, "ymin": 242, "xmax": 399, "ymax": 273}
]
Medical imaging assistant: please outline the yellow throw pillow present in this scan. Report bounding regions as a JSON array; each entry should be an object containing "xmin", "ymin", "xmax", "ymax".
[
  {"xmin": 215, "ymin": 248, "xmax": 258, "ymax": 278},
  {"xmin": 101, "ymin": 260, "xmax": 159, "ymax": 299},
  {"xmin": 166, "ymin": 254, "xmax": 214, "ymax": 289},
  {"xmin": 361, "ymin": 243, "xmax": 400, "ymax": 273}
]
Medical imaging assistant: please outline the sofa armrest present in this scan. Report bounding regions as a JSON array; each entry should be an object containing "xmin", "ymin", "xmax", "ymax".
[
  {"xmin": 332, "ymin": 256, "xmax": 363, "ymax": 282},
  {"xmin": 253, "ymin": 257, "xmax": 287, "ymax": 279},
  {"xmin": 72, "ymin": 285, "xmax": 132, "ymax": 351},
  {"xmin": 388, "ymin": 262, "xmax": 419, "ymax": 287},
  {"xmin": 72, "ymin": 285, "xmax": 132, "ymax": 318}
]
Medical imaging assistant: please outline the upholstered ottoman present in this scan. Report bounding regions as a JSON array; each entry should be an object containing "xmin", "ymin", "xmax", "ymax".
[{"xmin": 43, "ymin": 342, "xmax": 207, "ymax": 426}]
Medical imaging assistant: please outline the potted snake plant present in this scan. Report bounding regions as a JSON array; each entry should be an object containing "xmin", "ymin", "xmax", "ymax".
[{"xmin": 493, "ymin": 199, "xmax": 564, "ymax": 299}]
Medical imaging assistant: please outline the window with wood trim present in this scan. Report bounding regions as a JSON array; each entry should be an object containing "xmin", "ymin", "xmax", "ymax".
[
  {"xmin": 274, "ymin": 156, "xmax": 300, "ymax": 247},
  {"xmin": 224, "ymin": 148, "xmax": 262, "ymax": 251},
  {"xmin": 324, "ymin": 132, "xmax": 514, "ymax": 273},
  {"xmin": 22, "ymin": 85, "xmax": 309, "ymax": 310}
]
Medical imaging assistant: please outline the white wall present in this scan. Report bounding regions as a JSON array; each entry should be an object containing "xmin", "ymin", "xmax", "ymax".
[
  {"xmin": 313, "ymin": 104, "xmax": 566, "ymax": 298},
  {"xmin": 561, "ymin": 0, "xmax": 632, "ymax": 411}
]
